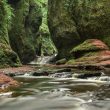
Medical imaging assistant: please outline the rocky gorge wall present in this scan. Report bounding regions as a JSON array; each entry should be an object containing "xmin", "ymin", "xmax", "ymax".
[
  {"xmin": 8, "ymin": 0, "xmax": 42, "ymax": 64},
  {"xmin": 1, "ymin": 0, "xmax": 110, "ymax": 67},
  {"xmin": 48, "ymin": 0, "xmax": 110, "ymax": 60},
  {"xmin": 0, "ymin": 0, "xmax": 56, "ymax": 67},
  {"xmin": 0, "ymin": 0, "xmax": 21, "ymax": 68},
  {"xmin": 36, "ymin": 0, "xmax": 56, "ymax": 56}
]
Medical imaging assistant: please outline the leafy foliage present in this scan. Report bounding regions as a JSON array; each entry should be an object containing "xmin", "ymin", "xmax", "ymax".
[{"xmin": 0, "ymin": 0, "xmax": 13, "ymax": 33}]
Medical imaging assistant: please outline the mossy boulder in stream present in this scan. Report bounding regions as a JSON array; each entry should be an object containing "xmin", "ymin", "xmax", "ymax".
[
  {"xmin": 8, "ymin": 0, "xmax": 42, "ymax": 64},
  {"xmin": 48, "ymin": 0, "xmax": 110, "ymax": 59},
  {"xmin": 0, "ymin": 0, "xmax": 21, "ymax": 68}
]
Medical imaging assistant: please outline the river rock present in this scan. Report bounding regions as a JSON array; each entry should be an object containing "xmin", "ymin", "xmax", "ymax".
[
  {"xmin": 0, "ymin": 73, "xmax": 19, "ymax": 92},
  {"xmin": 56, "ymin": 58, "xmax": 67, "ymax": 65}
]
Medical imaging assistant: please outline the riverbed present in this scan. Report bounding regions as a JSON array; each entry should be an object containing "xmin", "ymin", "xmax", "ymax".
[{"xmin": 0, "ymin": 64, "xmax": 110, "ymax": 110}]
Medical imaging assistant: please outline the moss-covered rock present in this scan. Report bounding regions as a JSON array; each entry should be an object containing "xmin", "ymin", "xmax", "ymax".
[
  {"xmin": 9, "ymin": 0, "xmax": 42, "ymax": 64},
  {"xmin": 67, "ymin": 39, "xmax": 110, "ymax": 67},
  {"xmin": 0, "ymin": 0, "xmax": 21, "ymax": 68},
  {"xmin": 48, "ymin": 0, "xmax": 110, "ymax": 59},
  {"xmin": 71, "ymin": 39, "xmax": 109, "ymax": 54}
]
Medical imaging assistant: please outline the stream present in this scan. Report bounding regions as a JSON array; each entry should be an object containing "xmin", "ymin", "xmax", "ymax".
[{"xmin": 0, "ymin": 56, "xmax": 110, "ymax": 110}]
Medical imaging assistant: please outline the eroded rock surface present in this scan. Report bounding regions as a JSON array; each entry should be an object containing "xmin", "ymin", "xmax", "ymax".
[{"xmin": 68, "ymin": 39, "xmax": 110, "ymax": 67}]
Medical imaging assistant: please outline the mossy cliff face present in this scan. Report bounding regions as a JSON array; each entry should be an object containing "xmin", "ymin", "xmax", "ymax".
[
  {"xmin": 48, "ymin": 0, "xmax": 110, "ymax": 59},
  {"xmin": 36, "ymin": 0, "xmax": 56, "ymax": 56},
  {"xmin": 48, "ymin": 0, "xmax": 80, "ymax": 59},
  {"xmin": 0, "ymin": 0, "xmax": 21, "ymax": 68},
  {"xmin": 9, "ymin": 0, "xmax": 42, "ymax": 64}
]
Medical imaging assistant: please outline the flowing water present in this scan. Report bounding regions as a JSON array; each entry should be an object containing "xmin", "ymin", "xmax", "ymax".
[{"xmin": 1, "ymin": 57, "xmax": 110, "ymax": 110}]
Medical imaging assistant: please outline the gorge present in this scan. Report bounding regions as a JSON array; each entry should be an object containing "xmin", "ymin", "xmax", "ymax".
[{"xmin": 1, "ymin": 0, "xmax": 110, "ymax": 110}]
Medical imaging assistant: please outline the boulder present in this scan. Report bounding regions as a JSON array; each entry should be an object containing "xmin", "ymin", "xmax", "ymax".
[{"xmin": 0, "ymin": 73, "xmax": 19, "ymax": 92}]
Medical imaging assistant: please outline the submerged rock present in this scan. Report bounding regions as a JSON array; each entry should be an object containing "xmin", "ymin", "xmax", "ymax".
[{"xmin": 73, "ymin": 72, "xmax": 103, "ymax": 79}]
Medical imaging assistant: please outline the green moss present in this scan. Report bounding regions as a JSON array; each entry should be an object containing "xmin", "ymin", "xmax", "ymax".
[
  {"xmin": 9, "ymin": 0, "xmax": 42, "ymax": 63},
  {"xmin": 0, "ymin": 49, "xmax": 21, "ymax": 68},
  {"xmin": 102, "ymin": 36, "xmax": 110, "ymax": 48},
  {"xmin": 35, "ymin": 0, "xmax": 56, "ymax": 56},
  {"xmin": 48, "ymin": 0, "xmax": 110, "ymax": 59},
  {"xmin": 67, "ymin": 51, "xmax": 99, "ymax": 65},
  {"xmin": 48, "ymin": 0, "xmax": 81, "ymax": 59},
  {"xmin": 0, "ymin": 0, "xmax": 21, "ymax": 68},
  {"xmin": 71, "ymin": 40, "xmax": 102, "ymax": 54},
  {"xmin": 66, "ymin": 59, "xmax": 75, "ymax": 65},
  {"xmin": 0, "ymin": 0, "xmax": 11, "ymax": 44}
]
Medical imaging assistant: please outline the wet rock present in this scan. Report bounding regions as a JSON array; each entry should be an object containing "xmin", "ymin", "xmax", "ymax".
[
  {"xmin": 56, "ymin": 58, "xmax": 67, "ymax": 65},
  {"xmin": 73, "ymin": 72, "xmax": 103, "ymax": 79},
  {"xmin": 30, "ymin": 55, "xmax": 57, "ymax": 65},
  {"xmin": 0, "ymin": 73, "xmax": 19, "ymax": 92},
  {"xmin": 54, "ymin": 68, "xmax": 72, "ymax": 73},
  {"xmin": 0, "ymin": 66, "xmax": 36, "ymax": 77},
  {"xmin": 31, "ymin": 67, "xmax": 72, "ymax": 77},
  {"xmin": 32, "ymin": 71, "xmax": 49, "ymax": 76},
  {"xmin": 50, "ymin": 72, "xmax": 72, "ymax": 78},
  {"xmin": 103, "ymin": 67, "xmax": 110, "ymax": 76}
]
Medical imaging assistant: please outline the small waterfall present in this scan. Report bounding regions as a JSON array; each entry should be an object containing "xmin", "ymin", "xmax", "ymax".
[{"xmin": 29, "ymin": 54, "xmax": 57, "ymax": 65}]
